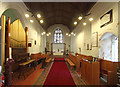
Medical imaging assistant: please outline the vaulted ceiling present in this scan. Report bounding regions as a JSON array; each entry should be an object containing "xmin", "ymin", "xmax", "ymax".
[{"xmin": 24, "ymin": 2, "xmax": 96, "ymax": 31}]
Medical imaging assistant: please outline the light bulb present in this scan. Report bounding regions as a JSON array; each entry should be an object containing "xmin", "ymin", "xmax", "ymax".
[
  {"xmin": 74, "ymin": 21, "xmax": 77, "ymax": 25},
  {"xmin": 83, "ymin": 22, "xmax": 87, "ymax": 26},
  {"xmin": 37, "ymin": 14, "xmax": 41, "ymax": 18},
  {"xmin": 78, "ymin": 16, "xmax": 82, "ymax": 20},
  {"xmin": 25, "ymin": 14, "xmax": 29, "ymax": 18},
  {"xmin": 30, "ymin": 20, "xmax": 34, "ymax": 23},
  {"xmin": 89, "ymin": 18, "xmax": 93, "ymax": 21}
]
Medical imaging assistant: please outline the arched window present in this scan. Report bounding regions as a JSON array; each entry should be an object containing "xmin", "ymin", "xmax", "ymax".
[{"xmin": 54, "ymin": 29, "xmax": 63, "ymax": 43}]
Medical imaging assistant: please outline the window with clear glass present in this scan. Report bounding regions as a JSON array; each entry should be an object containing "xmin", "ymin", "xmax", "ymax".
[{"xmin": 54, "ymin": 29, "xmax": 63, "ymax": 43}]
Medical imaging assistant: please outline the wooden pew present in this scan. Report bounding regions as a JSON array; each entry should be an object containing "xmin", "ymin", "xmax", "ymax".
[
  {"xmin": 75, "ymin": 54, "xmax": 93, "ymax": 71},
  {"xmin": 67, "ymin": 53, "xmax": 76, "ymax": 70},
  {"xmin": 99, "ymin": 59, "xmax": 119, "ymax": 85},
  {"xmin": 45, "ymin": 58, "xmax": 52, "ymax": 66},
  {"xmin": 30, "ymin": 52, "xmax": 43, "ymax": 62},
  {"xmin": 75, "ymin": 53, "xmax": 100, "ymax": 85},
  {"xmin": 31, "ymin": 52, "xmax": 52, "ymax": 66},
  {"xmin": 66, "ymin": 58, "xmax": 75, "ymax": 69},
  {"xmin": 81, "ymin": 60, "xmax": 100, "ymax": 85}
]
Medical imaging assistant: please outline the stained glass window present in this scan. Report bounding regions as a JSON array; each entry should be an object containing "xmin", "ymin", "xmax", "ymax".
[{"xmin": 54, "ymin": 29, "xmax": 63, "ymax": 43}]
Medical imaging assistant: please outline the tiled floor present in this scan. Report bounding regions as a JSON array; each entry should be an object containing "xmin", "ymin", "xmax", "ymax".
[{"xmin": 12, "ymin": 63, "xmax": 44, "ymax": 85}]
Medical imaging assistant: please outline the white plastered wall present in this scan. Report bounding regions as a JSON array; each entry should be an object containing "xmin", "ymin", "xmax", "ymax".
[{"xmin": 71, "ymin": 2, "xmax": 119, "ymax": 59}]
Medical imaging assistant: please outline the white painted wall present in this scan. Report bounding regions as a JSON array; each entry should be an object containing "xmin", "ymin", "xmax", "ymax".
[
  {"xmin": 0, "ymin": 2, "xmax": 46, "ymax": 54},
  {"xmin": 46, "ymin": 24, "xmax": 70, "ymax": 51},
  {"xmin": 71, "ymin": 2, "xmax": 119, "ymax": 60}
]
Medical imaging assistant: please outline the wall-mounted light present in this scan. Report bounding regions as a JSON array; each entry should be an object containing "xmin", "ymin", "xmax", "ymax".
[
  {"xmin": 83, "ymin": 22, "xmax": 87, "ymax": 26},
  {"xmin": 25, "ymin": 13, "xmax": 29, "ymax": 18},
  {"xmin": 78, "ymin": 16, "xmax": 82, "ymax": 20},
  {"xmin": 66, "ymin": 33, "xmax": 69, "ymax": 36},
  {"xmin": 37, "ymin": 14, "xmax": 41, "ymax": 18},
  {"xmin": 30, "ymin": 20, "xmax": 34, "ymax": 23},
  {"xmin": 69, "ymin": 34, "xmax": 71, "ymax": 37},
  {"xmin": 47, "ymin": 34, "xmax": 49, "ymax": 36},
  {"xmin": 89, "ymin": 18, "xmax": 93, "ymax": 21},
  {"xmin": 74, "ymin": 21, "xmax": 77, "ymax": 25},
  {"xmin": 46, "ymin": 32, "xmax": 51, "ymax": 37},
  {"xmin": 40, "ymin": 20, "xmax": 44, "ymax": 23},
  {"xmin": 71, "ymin": 32, "xmax": 74, "ymax": 35},
  {"xmin": 73, "ymin": 13, "xmax": 93, "ymax": 27},
  {"xmin": 43, "ymin": 32, "xmax": 46, "ymax": 34}
]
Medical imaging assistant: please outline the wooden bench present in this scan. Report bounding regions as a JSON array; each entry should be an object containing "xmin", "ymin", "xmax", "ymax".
[
  {"xmin": 66, "ymin": 58, "xmax": 75, "ymax": 70},
  {"xmin": 18, "ymin": 59, "xmax": 36, "ymax": 79},
  {"xmin": 45, "ymin": 58, "xmax": 52, "ymax": 66}
]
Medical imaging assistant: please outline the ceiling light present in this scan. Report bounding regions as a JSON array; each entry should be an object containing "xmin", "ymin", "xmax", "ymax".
[
  {"xmin": 89, "ymin": 18, "xmax": 93, "ymax": 21},
  {"xmin": 49, "ymin": 32, "xmax": 51, "ymax": 35},
  {"xmin": 74, "ymin": 21, "xmax": 77, "ymax": 25},
  {"xmin": 83, "ymin": 22, "xmax": 87, "ymax": 26},
  {"xmin": 69, "ymin": 34, "xmax": 71, "ymax": 37},
  {"xmin": 78, "ymin": 16, "xmax": 82, "ymax": 20},
  {"xmin": 71, "ymin": 32, "xmax": 74, "ymax": 35},
  {"xmin": 66, "ymin": 33, "xmax": 68, "ymax": 36},
  {"xmin": 37, "ymin": 14, "xmax": 41, "ymax": 18},
  {"xmin": 30, "ymin": 20, "xmax": 34, "ymax": 23},
  {"xmin": 40, "ymin": 20, "xmax": 44, "ymax": 23},
  {"xmin": 25, "ymin": 14, "xmax": 29, "ymax": 18},
  {"xmin": 74, "ymin": 34, "xmax": 76, "ymax": 36}
]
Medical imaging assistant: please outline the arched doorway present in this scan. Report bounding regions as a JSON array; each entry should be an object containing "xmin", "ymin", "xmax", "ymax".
[{"xmin": 99, "ymin": 33, "xmax": 118, "ymax": 61}]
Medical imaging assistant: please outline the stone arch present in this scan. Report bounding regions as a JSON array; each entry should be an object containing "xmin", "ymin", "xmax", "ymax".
[
  {"xmin": 99, "ymin": 32, "xmax": 118, "ymax": 61},
  {"xmin": 2, "ymin": 8, "xmax": 25, "ymax": 27}
]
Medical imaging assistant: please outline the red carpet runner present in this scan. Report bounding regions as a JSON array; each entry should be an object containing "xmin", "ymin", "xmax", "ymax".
[{"xmin": 43, "ymin": 58, "xmax": 76, "ymax": 86}]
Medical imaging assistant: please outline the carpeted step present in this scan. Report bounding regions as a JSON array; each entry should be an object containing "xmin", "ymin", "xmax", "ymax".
[{"xmin": 54, "ymin": 58, "xmax": 65, "ymax": 62}]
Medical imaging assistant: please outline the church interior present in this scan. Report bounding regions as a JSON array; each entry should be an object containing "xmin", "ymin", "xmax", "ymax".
[{"xmin": 0, "ymin": 1, "xmax": 120, "ymax": 86}]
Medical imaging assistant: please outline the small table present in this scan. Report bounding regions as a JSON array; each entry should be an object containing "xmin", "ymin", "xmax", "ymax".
[{"xmin": 18, "ymin": 59, "xmax": 36, "ymax": 79}]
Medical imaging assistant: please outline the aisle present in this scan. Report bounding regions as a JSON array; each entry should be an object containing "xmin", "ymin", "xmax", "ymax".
[{"xmin": 43, "ymin": 58, "xmax": 76, "ymax": 86}]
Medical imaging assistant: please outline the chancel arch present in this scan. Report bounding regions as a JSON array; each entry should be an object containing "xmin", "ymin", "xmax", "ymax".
[{"xmin": 46, "ymin": 24, "xmax": 70, "ymax": 54}]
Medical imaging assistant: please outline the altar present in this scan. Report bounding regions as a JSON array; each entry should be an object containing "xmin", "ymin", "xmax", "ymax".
[
  {"xmin": 51, "ymin": 43, "xmax": 66, "ymax": 55},
  {"xmin": 53, "ymin": 53, "xmax": 63, "ymax": 55}
]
